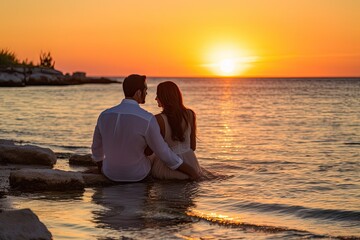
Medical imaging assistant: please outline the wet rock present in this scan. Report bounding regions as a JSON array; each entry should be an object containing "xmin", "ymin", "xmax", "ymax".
[
  {"xmin": 69, "ymin": 154, "xmax": 96, "ymax": 166},
  {"xmin": 55, "ymin": 152, "xmax": 73, "ymax": 159},
  {"xmin": 10, "ymin": 169, "xmax": 85, "ymax": 191},
  {"xmin": 0, "ymin": 208, "xmax": 52, "ymax": 240},
  {"xmin": 0, "ymin": 169, "xmax": 10, "ymax": 194},
  {"xmin": 9, "ymin": 169, "xmax": 113, "ymax": 191},
  {"xmin": 0, "ymin": 139, "xmax": 15, "ymax": 145},
  {"xmin": 82, "ymin": 173, "xmax": 113, "ymax": 187},
  {"xmin": 0, "ymin": 144, "xmax": 57, "ymax": 166}
]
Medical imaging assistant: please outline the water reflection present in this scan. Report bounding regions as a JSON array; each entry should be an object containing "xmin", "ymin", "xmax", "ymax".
[
  {"xmin": 92, "ymin": 182, "xmax": 151, "ymax": 229},
  {"xmin": 91, "ymin": 181, "xmax": 199, "ymax": 232}
]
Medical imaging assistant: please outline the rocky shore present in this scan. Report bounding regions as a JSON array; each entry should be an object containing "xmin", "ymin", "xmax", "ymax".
[
  {"xmin": 0, "ymin": 209, "xmax": 52, "ymax": 240},
  {"xmin": 0, "ymin": 139, "xmax": 113, "ymax": 191},
  {"xmin": 0, "ymin": 66, "xmax": 120, "ymax": 87},
  {"xmin": 0, "ymin": 139, "xmax": 113, "ymax": 239}
]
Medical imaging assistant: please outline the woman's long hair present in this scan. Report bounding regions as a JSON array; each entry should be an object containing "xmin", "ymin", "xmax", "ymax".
[{"xmin": 156, "ymin": 81, "xmax": 194, "ymax": 142}]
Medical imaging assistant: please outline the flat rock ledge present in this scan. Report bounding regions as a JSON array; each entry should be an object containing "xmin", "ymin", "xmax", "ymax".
[
  {"xmin": 69, "ymin": 154, "xmax": 97, "ymax": 166},
  {"xmin": 0, "ymin": 139, "xmax": 16, "ymax": 145},
  {"xmin": 0, "ymin": 143, "xmax": 56, "ymax": 167},
  {"xmin": 0, "ymin": 208, "xmax": 52, "ymax": 240},
  {"xmin": 10, "ymin": 169, "xmax": 113, "ymax": 191}
]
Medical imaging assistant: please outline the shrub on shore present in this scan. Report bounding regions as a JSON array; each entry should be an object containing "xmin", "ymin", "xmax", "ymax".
[
  {"xmin": 39, "ymin": 51, "xmax": 55, "ymax": 69},
  {"xmin": 0, "ymin": 49, "xmax": 54, "ymax": 69},
  {"xmin": 0, "ymin": 49, "xmax": 19, "ymax": 67}
]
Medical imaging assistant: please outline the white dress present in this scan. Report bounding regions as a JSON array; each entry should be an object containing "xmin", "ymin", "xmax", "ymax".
[{"xmin": 150, "ymin": 113, "xmax": 201, "ymax": 180}]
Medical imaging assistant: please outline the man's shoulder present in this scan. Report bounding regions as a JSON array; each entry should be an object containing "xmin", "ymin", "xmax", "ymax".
[
  {"xmin": 100, "ymin": 105, "xmax": 119, "ymax": 115},
  {"xmin": 113, "ymin": 103, "xmax": 154, "ymax": 120},
  {"xmin": 98, "ymin": 102, "xmax": 155, "ymax": 122},
  {"xmin": 134, "ymin": 106, "xmax": 155, "ymax": 121}
]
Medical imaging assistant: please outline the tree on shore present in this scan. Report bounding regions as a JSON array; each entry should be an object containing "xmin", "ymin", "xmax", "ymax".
[
  {"xmin": 0, "ymin": 49, "xmax": 19, "ymax": 67},
  {"xmin": 21, "ymin": 59, "xmax": 34, "ymax": 67},
  {"xmin": 39, "ymin": 51, "xmax": 55, "ymax": 69},
  {"xmin": 0, "ymin": 49, "xmax": 55, "ymax": 68}
]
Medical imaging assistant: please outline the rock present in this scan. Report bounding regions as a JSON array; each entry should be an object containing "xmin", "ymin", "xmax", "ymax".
[
  {"xmin": 10, "ymin": 169, "xmax": 85, "ymax": 191},
  {"xmin": 0, "ymin": 144, "xmax": 57, "ymax": 166},
  {"xmin": 1, "ymin": 67, "xmax": 120, "ymax": 87},
  {"xmin": 0, "ymin": 208, "xmax": 52, "ymax": 240},
  {"xmin": 0, "ymin": 71, "xmax": 25, "ymax": 86},
  {"xmin": 32, "ymin": 67, "xmax": 63, "ymax": 75},
  {"xmin": 55, "ymin": 152, "xmax": 73, "ymax": 159},
  {"xmin": 27, "ymin": 67, "xmax": 65, "ymax": 85},
  {"xmin": 69, "ymin": 154, "xmax": 96, "ymax": 166},
  {"xmin": 0, "ymin": 169, "xmax": 10, "ymax": 194},
  {"xmin": 82, "ymin": 173, "xmax": 113, "ymax": 187},
  {"xmin": 27, "ymin": 73, "xmax": 65, "ymax": 85},
  {"xmin": 9, "ymin": 169, "xmax": 114, "ymax": 191},
  {"xmin": 0, "ymin": 139, "xmax": 15, "ymax": 145}
]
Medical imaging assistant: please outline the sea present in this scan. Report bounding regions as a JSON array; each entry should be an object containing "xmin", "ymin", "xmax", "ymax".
[{"xmin": 0, "ymin": 77, "xmax": 359, "ymax": 239}]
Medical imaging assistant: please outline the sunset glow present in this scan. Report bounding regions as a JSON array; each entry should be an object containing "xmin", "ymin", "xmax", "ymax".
[
  {"xmin": 1, "ymin": 0, "xmax": 359, "ymax": 77},
  {"xmin": 219, "ymin": 59, "xmax": 236, "ymax": 75},
  {"xmin": 208, "ymin": 56, "xmax": 257, "ymax": 77},
  {"xmin": 203, "ymin": 43, "xmax": 259, "ymax": 76}
]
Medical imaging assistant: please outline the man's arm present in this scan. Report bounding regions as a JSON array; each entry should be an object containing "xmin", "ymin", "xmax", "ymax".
[
  {"xmin": 91, "ymin": 121, "xmax": 104, "ymax": 168},
  {"xmin": 177, "ymin": 161, "xmax": 200, "ymax": 180},
  {"xmin": 145, "ymin": 116, "xmax": 200, "ymax": 180},
  {"xmin": 144, "ymin": 114, "xmax": 165, "ymax": 156}
]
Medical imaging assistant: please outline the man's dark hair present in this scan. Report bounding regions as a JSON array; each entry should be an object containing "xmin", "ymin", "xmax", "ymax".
[{"xmin": 123, "ymin": 74, "xmax": 147, "ymax": 97}]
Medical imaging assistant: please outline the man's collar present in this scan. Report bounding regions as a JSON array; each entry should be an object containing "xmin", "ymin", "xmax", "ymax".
[{"xmin": 122, "ymin": 98, "xmax": 139, "ymax": 105}]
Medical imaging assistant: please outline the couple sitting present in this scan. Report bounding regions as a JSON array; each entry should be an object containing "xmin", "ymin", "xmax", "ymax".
[{"xmin": 91, "ymin": 74, "xmax": 202, "ymax": 181}]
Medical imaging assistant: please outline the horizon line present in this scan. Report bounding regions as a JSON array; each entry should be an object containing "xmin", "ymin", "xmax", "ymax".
[{"xmin": 90, "ymin": 75, "xmax": 360, "ymax": 79}]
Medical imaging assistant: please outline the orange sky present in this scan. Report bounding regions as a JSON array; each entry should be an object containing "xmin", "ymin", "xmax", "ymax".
[{"xmin": 1, "ymin": 0, "xmax": 359, "ymax": 77}]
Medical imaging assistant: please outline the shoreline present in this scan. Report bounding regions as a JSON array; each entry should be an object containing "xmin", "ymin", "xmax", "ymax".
[{"xmin": 0, "ymin": 66, "xmax": 121, "ymax": 87}]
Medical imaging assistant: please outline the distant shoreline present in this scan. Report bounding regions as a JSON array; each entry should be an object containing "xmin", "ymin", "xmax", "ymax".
[{"xmin": 0, "ymin": 66, "xmax": 121, "ymax": 87}]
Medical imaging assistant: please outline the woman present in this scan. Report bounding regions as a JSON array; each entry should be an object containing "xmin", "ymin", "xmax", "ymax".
[{"xmin": 149, "ymin": 81, "xmax": 202, "ymax": 180}]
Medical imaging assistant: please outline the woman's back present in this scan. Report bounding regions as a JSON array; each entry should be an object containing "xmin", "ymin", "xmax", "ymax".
[
  {"xmin": 151, "ymin": 110, "xmax": 201, "ymax": 179},
  {"xmin": 161, "ymin": 113, "xmax": 191, "ymax": 154}
]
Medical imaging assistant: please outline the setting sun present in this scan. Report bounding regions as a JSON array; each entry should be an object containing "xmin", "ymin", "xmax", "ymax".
[
  {"xmin": 219, "ymin": 59, "xmax": 236, "ymax": 75},
  {"xmin": 214, "ymin": 56, "xmax": 258, "ymax": 76},
  {"xmin": 203, "ymin": 46, "xmax": 258, "ymax": 76},
  {"xmin": 201, "ymin": 42, "xmax": 259, "ymax": 77}
]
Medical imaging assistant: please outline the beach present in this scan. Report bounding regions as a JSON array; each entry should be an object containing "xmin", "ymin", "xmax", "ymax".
[{"xmin": 1, "ymin": 77, "xmax": 359, "ymax": 239}]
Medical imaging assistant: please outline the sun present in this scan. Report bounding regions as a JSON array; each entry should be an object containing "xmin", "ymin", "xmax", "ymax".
[
  {"xmin": 219, "ymin": 59, "xmax": 236, "ymax": 75},
  {"xmin": 203, "ymin": 44, "xmax": 258, "ymax": 77},
  {"xmin": 213, "ymin": 57, "xmax": 255, "ymax": 76}
]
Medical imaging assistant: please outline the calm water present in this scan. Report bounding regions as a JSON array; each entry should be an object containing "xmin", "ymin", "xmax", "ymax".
[{"xmin": 0, "ymin": 77, "xmax": 359, "ymax": 239}]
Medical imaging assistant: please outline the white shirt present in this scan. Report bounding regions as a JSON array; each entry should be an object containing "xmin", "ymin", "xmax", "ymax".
[{"xmin": 91, "ymin": 99, "xmax": 183, "ymax": 182}]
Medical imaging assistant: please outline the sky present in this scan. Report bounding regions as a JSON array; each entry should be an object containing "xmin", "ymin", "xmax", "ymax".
[{"xmin": 1, "ymin": 0, "xmax": 359, "ymax": 77}]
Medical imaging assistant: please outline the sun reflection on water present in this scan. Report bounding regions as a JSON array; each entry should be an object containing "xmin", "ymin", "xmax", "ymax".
[{"xmin": 187, "ymin": 209, "xmax": 242, "ymax": 225}]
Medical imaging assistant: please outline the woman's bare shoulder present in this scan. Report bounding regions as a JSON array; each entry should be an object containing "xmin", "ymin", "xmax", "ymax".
[
  {"xmin": 155, "ymin": 113, "xmax": 166, "ymax": 137},
  {"xmin": 186, "ymin": 108, "xmax": 195, "ymax": 118}
]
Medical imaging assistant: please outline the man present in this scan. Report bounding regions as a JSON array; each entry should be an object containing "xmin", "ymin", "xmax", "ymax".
[{"xmin": 91, "ymin": 74, "xmax": 199, "ymax": 182}]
